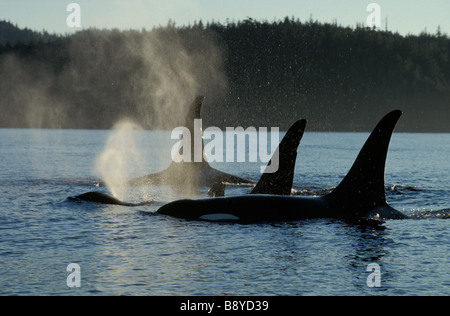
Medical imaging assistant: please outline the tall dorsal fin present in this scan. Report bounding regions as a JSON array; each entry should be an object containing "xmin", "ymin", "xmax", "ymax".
[
  {"xmin": 186, "ymin": 96, "xmax": 206, "ymax": 164},
  {"xmin": 170, "ymin": 96, "xmax": 209, "ymax": 170},
  {"xmin": 251, "ymin": 119, "xmax": 307, "ymax": 195},
  {"xmin": 185, "ymin": 96, "xmax": 205, "ymax": 128},
  {"xmin": 130, "ymin": 96, "xmax": 251, "ymax": 186},
  {"xmin": 326, "ymin": 110, "xmax": 402, "ymax": 214}
]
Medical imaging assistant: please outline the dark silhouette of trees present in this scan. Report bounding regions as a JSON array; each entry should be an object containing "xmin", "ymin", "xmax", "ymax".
[
  {"xmin": 0, "ymin": 21, "xmax": 55, "ymax": 46},
  {"xmin": 212, "ymin": 18, "xmax": 450, "ymax": 131},
  {"xmin": 0, "ymin": 18, "xmax": 449, "ymax": 131}
]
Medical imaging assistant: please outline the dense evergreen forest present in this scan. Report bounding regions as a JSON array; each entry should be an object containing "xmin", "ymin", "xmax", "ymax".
[
  {"xmin": 0, "ymin": 21, "xmax": 56, "ymax": 46},
  {"xmin": 0, "ymin": 18, "xmax": 449, "ymax": 131}
]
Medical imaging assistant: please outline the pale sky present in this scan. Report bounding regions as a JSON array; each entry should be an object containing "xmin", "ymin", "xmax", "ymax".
[{"xmin": 0, "ymin": 0, "xmax": 449, "ymax": 36}]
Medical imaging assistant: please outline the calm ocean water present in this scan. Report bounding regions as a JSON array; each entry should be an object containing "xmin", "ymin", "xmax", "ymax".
[{"xmin": 0, "ymin": 128, "xmax": 449, "ymax": 296}]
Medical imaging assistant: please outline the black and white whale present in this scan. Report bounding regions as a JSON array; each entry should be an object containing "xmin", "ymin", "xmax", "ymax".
[
  {"xmin": 69, "ymin": 192, "xmax": 153, "ymax": 207},
  {"xmin": 157, "ymin": 110, "xmax": 409, "ymax": 222},
  {"xmin": 129, "ymin": 96, "xmax": 251, "ymax": 189}
]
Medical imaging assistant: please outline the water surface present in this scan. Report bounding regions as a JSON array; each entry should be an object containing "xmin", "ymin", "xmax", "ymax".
[{"xmin": 0, "ymin": 129, "xmax": 449, "ymax": 296}]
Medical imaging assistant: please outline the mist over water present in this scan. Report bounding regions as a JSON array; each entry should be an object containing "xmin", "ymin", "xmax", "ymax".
[
  {"xmin": 56, "ymin": 27, "xmax": 228, "ymax": 195},
  {"xmin": 0, "ymin": 26, "xmax": 227, "ymax": 130},
  {"xmin": 95, "ymin": 120, "xmax": 146, "ymax": 201},
  {"xmin": 122, "ymin": 27, "xmax": 227, "ymax": 129},
  {"xmin": 0, "ymin": 55, "xmax": 68, "ymax": 128}
]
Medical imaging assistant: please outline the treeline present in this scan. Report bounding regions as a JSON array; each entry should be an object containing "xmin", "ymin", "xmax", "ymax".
[
  {"xmin": 0, "ymin": 18, "xmax": 449, "ymax": 131},
  {"xmin": 0, "ymin": 21, "xmax": 56, "ymax": 46}
]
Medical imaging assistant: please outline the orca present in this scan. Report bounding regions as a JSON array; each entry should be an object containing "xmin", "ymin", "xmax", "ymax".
[
  {"xmin": 251, "ymin": 119, "xmax": 307, "ymax": 195},
  {"xmin": 207, "ymin": 119, "xmax": 308, "ymax": 197},
  {"xmin": 128, "ymin": 96, "xmax": 251, "ymax": 189},
  {"xmin": 69, "ymin": 192, "xmax": 153, "ymax": 207},
  {"xmin": 70, "ymin": 96, "xmax": 251, "ymax": 207},
  {"xmin": 157, "ymin": 110, "xmax": 409, "ymax": 222}
]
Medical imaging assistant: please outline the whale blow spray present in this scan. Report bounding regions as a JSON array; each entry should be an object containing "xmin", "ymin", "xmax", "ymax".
[{"xmin": 95, "ymin": 120, "xmax": 145, "ymax": 201}]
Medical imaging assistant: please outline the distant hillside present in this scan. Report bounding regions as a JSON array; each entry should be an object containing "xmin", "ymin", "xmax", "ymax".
[
  {"xmin": 0, "ymin": 21, "xmax": 55, "ymax": 46},
  {"xmin": 0, "ymin": 18, "xmax": 449, "ymax": 131},
  {"xmin": 214, "ymin": 18, "xmax": 450, "ymax": 132}
]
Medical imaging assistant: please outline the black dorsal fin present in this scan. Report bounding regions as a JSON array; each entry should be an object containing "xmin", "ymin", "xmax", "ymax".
[
  {"xmin": 170, "ymin": 96, "xmax": 209, "ymax": 169},
  {"xmin": 185, "ymin": 96, "xmax": 205, "ymax": 128},
  {"xmin": 251, "ymin": 119, "xmax": 307, "ymax": 195},
  {"xmin": 326, "ymin": 110, "xmax": 402, "ymax": 214},
  {"xmin": 186, "ymin": 96, "xmax": 206, "ymax": 164}
]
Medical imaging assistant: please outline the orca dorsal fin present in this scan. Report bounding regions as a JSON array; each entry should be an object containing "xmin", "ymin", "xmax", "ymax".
[
  {"xmin": 171, "ymin": 96, "xmax": 209, "ymax": 169},
  {"xmin": 251, "ymin": 119, "xmax": 307, "ymax": 195},
  {"xmin": 185, "ymin": 96, "xmax": 205, "ymax": 128},
  {"xmin": 187, "ymin": 96, "xmax": 207, "ymax": 165},
  {"xmin": 326, "ymin": 110, "xmax": 402, "ymax": 214}
]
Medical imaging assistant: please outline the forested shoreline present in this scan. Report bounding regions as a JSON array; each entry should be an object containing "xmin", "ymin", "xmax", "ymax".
[{"xmin": 1, "ymin": 18, "xmax": 449, "ymax": 131}]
